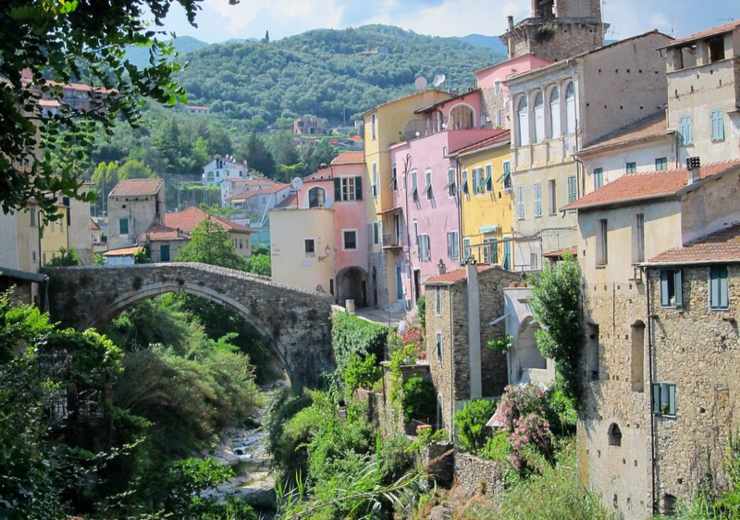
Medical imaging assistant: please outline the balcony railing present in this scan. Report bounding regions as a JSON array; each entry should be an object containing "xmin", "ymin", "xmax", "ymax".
[{"xmin": 382, "ymin": 234, "xmax": 402, "ymax": 249}]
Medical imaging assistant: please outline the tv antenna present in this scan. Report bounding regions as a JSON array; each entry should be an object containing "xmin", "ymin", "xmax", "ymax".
[
  {"xmin": 432, "ymin": 74, "xmax": 446, "ymax": 88},
  {"xmin": 414, "ymin": 76, "xmax": 428, "ymax": 91}
]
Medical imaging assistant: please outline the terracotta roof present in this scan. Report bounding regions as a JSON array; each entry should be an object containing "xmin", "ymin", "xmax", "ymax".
[
  {"xmin": 89, "ymin": 217, "xmax": 100, "ymax": 231},
  {"xmin": 579, "ymin": 112, "xmax": 670, "ymax": 155},
  {"xmin": 109, "ymin": 178, "xmax": 163, "ymax": 197},
  {"xmin": 103, "ymin": 246, "xmax": 143, "ymax": 257},
  {"xmin": 142, "ymin": 224, "xmax": 188, "ymax": 242},
  {"xmin": 662, "ymin": 19, "xmax": 740, "ymax": 49},
  {"xmin": 274, "ymin": 193, "xmax": 298, "ymax": 209},
  {"xmin": 39, "ymin": 99, "xmax": 61, "ymax": 108},
  {"xmin": 362, "ymin": 89, "xmax": 452, "ymax": 116},
  {"xmin": 563, "ymin": 160, "xmax": 740, "ymax": 211},
  {"xmin": 331, "ymin": 151, "xmax": 365, "ymax": 165},
  {"xmin": 449, "ymin": 129, "xmax": 510, "ymax": 156},
  {"xmin": 164, "ymin": 206, "xmax": 250, "ymax": 234},
  {"xmin": 543, "ymin": 246, "xmax": 578, "ymax": 258},
  {"xmin": 414, "ymin": 89, "xmax": 481, "ymax": 113},
  {"xmin": 228, "ymin": 183, "xmax": 289, "ymax": 202},
  {"xmin": 305, "ymin": 167, "xmax": 333, "ymax": 182},
  {"xmin": 646, "ymin": 225, "xmax": 740, "ymax": 265},
  {"xmin": 425, "ymin": 265, "xmax": 494, "ymax": 285}
]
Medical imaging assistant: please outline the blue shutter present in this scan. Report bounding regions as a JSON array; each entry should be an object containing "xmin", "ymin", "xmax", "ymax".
[
  {"xmin": 652, "ymin": 384, "xmax": 660, "ymax": 414},
  {"xmin": 711, "ymin": 265, "xmax": 729, "ymax": 308}
]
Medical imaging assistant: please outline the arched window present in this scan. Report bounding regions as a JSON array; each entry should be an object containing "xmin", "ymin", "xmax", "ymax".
[
  {"xmin": 533, "ymin": 92, "xmax": 545, "ymax": 143},
  {"xmin": 565, "ymin": 82, "xmax": 577, "ymax": 135},
  {"xmin": 308, "ymin": 186, "xmax": 326, "ymax": 208},
  {"xmin": 608, "ymin": 423, "xmax": 622, "ymax": 447},
  {"xmin": 549, "ymin": 87, "xmax": 561, "ymax": 138},
  {"xmin": 631, "ymin": 321, "xmax": 645, "ymax": 392},
  {"xmin": 450, "ymin": 104, "xmax": 475, "ymax": 130},
  {"xmin": 517, "ymin": 96, "xmax": 529, "ymax": 146}
]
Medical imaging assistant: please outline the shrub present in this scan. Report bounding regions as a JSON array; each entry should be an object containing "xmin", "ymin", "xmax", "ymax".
[
  {"xmin": 402, "ymin": 375, "xmax": 436, "ymax": 423},
  {"xmin": 388, "ymin": 342, "xmax": 417, "ymax": 414},
  {"xmin": 455, "ymin": 399, "xmax": 496, "ymax": 453},
  {"xmin": 491, "ymin": 384, "xmax": 547, "ymax": 433},
  {"xmin": 509, "ymin": 414, "xmax": 554, "ymax": 472},
  {"xmin": 342, "ymin": 353, "xmax": 382, "ymax": 394},
  {"xmin": 331, "ymin": 311, "xmax": 389, "ymax": 376},
  {"xmin": 416, "ymin": 296, "xmax": 426, "ymax": 331},
  {"xmin": 486, "ymin": 335, "xmax": 512, "ymax": 353},
  {"xmin": 480, "ymin": 431, "xmax": 512, "ymax": 462},
  {"xmin": 546, "ymin": 381, "xmax": 578, "ymax": 436},
  {"xmin": 47, "ymin": 247, "xmax": 80, "ymax": 266},
  {"xmin": 378, "ymin": 434, "xmax": 416, "ymax": 483}
]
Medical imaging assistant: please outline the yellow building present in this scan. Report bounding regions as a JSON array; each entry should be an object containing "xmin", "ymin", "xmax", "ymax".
[
  {"xmin": 40, "ymin": 192, "xmax": 93, "ymax": 266},
  {"xmin": 451, "ymin": 130, "xmax": 514, "ymax": 269},
  {"xmin": 362, "ymin": 89, "xmax": 452, "ymax": 306}
]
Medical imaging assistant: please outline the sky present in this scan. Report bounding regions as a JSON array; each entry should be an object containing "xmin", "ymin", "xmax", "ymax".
[{"xmin": 159, "ymin": 0, "xmax": 738, "ymax": 43}]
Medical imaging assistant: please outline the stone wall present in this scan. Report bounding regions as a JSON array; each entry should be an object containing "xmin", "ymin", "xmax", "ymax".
[
  {"xmin": 648, "ymin": 264, "xmax": 739, "ymax": 513},
  {"xmin": 426, "ymin": 283, "xmax": 457, "ymax": 432},
  {"xmin": 45, "ymin": 263, "xmax": 335, "ymax": 389},
  {"xmin": 454, "ymin": 451, "xmax": 507, "ymax": 497}
]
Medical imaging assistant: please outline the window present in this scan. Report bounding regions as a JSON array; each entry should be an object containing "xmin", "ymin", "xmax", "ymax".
[
  {"xmin": 652, "ymin": 383, "xmax": 677, "ymax": 416},
  {"xmin": 565, "ymin": 82, "xmax": 577, "ymax": 134},
  {"xmin": 503, "ymin": 161, "xmax": 512, "ymax": 190},
  {"xmin": 711, "ymin": 111, "xmax": 725, "ymax": 142},
  {"xmin": 608, "ymin": 423, "xmax": 622, "ymax": 446},
  {"xmin": 484, "ymin": 165, "xmax": 493, "ymax": 192},
  {"xmin": 708, "ymin": 36, "xmax": 726, "ymax": 62},
  {"xmin": 343, "ymin": 230, "xmax": 357, "ymax": 250},
  {"xmin": 29, "ymin": 207, "xmax": 36, "ymax": 227},
  {"xmin": 472, "ymin": 169, "xmax": 481, "ymax": 194},
  {"xmin": 483, "ymin": 238, "xmax": 498, "ymax": 264},
  {"xmin": 533, "ymin": 91, "xmax": 545, "ymax": 143},
  {"xmin": 655, "ymin": 157, "xmax": 668, "ymax": 171},
  {"xmin": 425, "ymin": 170, "xmax": 433, "ymax": 200},
  {"xmin": 160, "ymin": 244, "xmax": 170, "ymax": 262},
  {"xmin": 631, "ymin": 321, "xmax": 645, "ymax": 392},
  {"xmin": 447, "ymin": 231, "xmax": 459, "ymax": 260},
  {"xmin": 534, "ymin": 183, "xmax": 542, "ymax": 217},
  {"xmin": 418, "ymin": 235, "xmax": 431, "ymax": 261},
  {"xmin": 548, "ymin": 179, "xmax": 557, "ymax": 215},
  {"xmin": 597, "ymin": 219, "xmax": 608, "ymax": 266},
  {"xmin": 516, "ymin": 186, "xmax": 526, "ymax": 219},
  {"xmin": 308, "ymin": 187, "xmax": 326, "ymax": 208},
  {"xmin": 373, "ymin": 222, "xmax": 380, "ymax": 245},
  {"xmin": 463, "ymin": 238, "xmax": 472, "ymax": 261},
  {"xmin": 503, "ymin": 238, "xmax": 511, "ymax": 270},
  {"xmin": 411, "ymin": 171, "xmax": 419, "ymax": 200},
  {"xmin": 549, "ymin": 87, "xmax": 561, "ymax": 138},
  {"xmin": 679, "ymin": 116, "xmax": 693, "ymax": 145},
  {"xmin": 371, "ymin": 113, "xmax": 376, "ymax": 140},
  {"xmin": 335, "ymin": 176, "xmax": 362, "ymax": 201},
  {"xmin": 392, "ymin": 162, "xmax": 398, "ymax": 191},
  {"xmin": 660, "ymin": 269, "xmax": 683, "ymax": 307},
  {"xmin": 371, "ymin": 163, "xmax": 378, "ymax": 199},
  {"xmin": 567, "ymin": 175, "xmax": 577, "ymax": 202},
  {"xmin": 633, "ymin": 214, "xmax": 645, "ymax": 264},
  {"xmin": 625, "ymin": 162, "xmax": 637, "ymax": 174},
  {"xmin": 435, "ymin": 288, "xmax": 442, "ymax": 315},
  {"xmin": 517, "ymin": 96, "xmax": 529, "ymax": 146},
  {"xmin": 593, "ymin": 168, "xmax": 604, "ymax": 190},
  {"xmin": 436, "ymin": 332, "xmax": 443, "ymax": 362},
  {"xmin": 304, "ymin": 239, "xmax": 315, "ymax": 256},
  {"xmin": 710, "ymin": 265, "xmax": 729, "ymax": 309},
  {"xmin": 119, "ymin": 218, "xmax": 129, "ymax": 235},
  {"xmin": 447, "ymin": 168, "xmax": 456, "ymax": 197}
]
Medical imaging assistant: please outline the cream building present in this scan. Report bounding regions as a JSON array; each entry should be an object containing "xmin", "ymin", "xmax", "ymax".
[
  {"xmin": 107, "ymin": 178, "xmax": 165, "ymax": 249},
  {"xmin": 507, "ymin": 31, "xmax": 673, "ymax": 270}
]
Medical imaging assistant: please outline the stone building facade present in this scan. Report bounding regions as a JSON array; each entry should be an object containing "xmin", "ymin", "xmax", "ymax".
[
  {"xmin": 565, "ymin": 160, "xmax": 740, "ymax": 518},
  {"xmin": 107, "ymin": 178, "xmax": 165, "ymax": 250},
  {"xmin": 424, "ymin": 264, "xmax": 521, "ymax": 435}
]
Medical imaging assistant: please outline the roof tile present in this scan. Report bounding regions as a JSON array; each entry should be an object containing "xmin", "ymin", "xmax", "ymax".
[
  {"xmin": 109, "ymin": 178, "xmax": 163, "ymax": 197},
  {"xmin": 647, "ymin": 225, "xmax": 740, "ymax": 265},
  {"xmin": 579, "ymin": 112, "xmax": 669, "ymax": 155},
  {"xmin": 164, "ymin": 206, "xmax": 250, "ymax": 234},
  {"xmin": 426, "ymin": 265, "xmax": 494, "ymax": 285}
]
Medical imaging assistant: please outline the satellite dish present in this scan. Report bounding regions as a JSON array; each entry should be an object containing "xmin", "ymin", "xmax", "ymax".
[
  {"xmin": 414, "ymin": 76, "xmax": 428, "ymax": 91},
  {"xmin": 291, "ymin": 177, "xmax": 304, "ymax": 191},
  {"xmin": 433, "ymin": 74, "xmax": 446, "ymax": 87}
]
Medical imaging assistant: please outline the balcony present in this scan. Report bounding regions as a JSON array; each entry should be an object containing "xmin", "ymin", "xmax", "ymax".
[{"xmin": 382, "ymin": 233, "xmax": 402, "ymax": 250}]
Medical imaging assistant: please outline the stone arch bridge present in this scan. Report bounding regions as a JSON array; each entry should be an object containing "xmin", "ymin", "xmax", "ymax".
[{"xmin": 45, "ymin": 263, "xmax": 335, "ymax": 389}]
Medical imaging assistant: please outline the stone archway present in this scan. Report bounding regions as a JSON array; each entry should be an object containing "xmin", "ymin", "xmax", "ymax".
[
  {"xmin": 45, "ymin": 263, "xmax": 335, "ymax": 389},
  {"xmin": 335, "ymin": 266, "xmax": 368, "ymax": 308},
  {"xmin": 510, "ymin": 317, "xmax": 548, "ymax": 384}
]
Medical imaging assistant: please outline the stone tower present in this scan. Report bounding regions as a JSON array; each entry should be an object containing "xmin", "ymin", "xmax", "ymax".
[{"xmin": 503, "ymin": 0, "xmax": 607, "ymax": 61}]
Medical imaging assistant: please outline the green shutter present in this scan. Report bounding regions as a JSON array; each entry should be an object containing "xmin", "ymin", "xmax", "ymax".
[
  {"xmin": 674, "ymin": 270, "xmax": 683, "ymax": 307},
  {"xmin": 652, "ymin": 384, "xmax": 660, "ymax": 415},
  {"xmin": 334, "ymin": 178, "xmax": 341, "ymax": 201},
  {"xmin": 354, "ymin": 176, "xmax": 362, "ymax": 200},
  {"xmin": 660, "ymin": 271, "xmax": 670, "ymax": 307},
  {"xmin": 668, "ymin": 384, "xmax": 677, "ymax": 416}
]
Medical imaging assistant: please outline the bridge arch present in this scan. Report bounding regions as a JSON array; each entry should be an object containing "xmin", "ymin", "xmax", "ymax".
[{"xmin": 45, "ymin": 263, "xmax": 335, "ymax": 389}]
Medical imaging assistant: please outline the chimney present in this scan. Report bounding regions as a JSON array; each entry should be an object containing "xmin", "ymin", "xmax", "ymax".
[
  {"xmin": 507, "ymin": 15, "xmax": 514, "ymax": 31},
  {"xmin": 686, "ymin": 156, "xmax": 701, "ymax": 185}
]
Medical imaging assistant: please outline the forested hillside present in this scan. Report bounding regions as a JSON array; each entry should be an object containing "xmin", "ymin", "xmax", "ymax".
[{"xmin": 178, "ymin": 25, "xmax": 504, "ymax": 129}]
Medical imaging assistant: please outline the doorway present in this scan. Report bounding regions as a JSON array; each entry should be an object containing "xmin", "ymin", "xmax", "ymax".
[{"xmin": 413, "ymin": 269, "xmax": 421, "ymax": 302}]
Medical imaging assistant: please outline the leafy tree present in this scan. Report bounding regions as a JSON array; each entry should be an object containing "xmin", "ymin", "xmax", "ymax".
[
  {"xmin": 245, "ymin": 250, "xmax": 272, "ymax": 276},
  {"xmin": 0, "ymin": 0, "xmax": 226, "ymax": 217},
  {"xmin": 118, "ymin": 158, "xmax": 155, "ymax": 180},
  {"xmin": 240, "ymin": 132, "xmax": 276, "ymax": 178},
  {"xmin": 529, "ymin": 254, "xmax": 584, "ymax": 403},
  {"xmin": 455, "ymin": 399, "xmax": 496, "ymax": 453},
  {"xmin": 46, "ymin": 247, "xmax": 81, "ymax": 266},
  {"xmin": 176, "ymin": 219, "xmax": 248, "ymax": 270}
]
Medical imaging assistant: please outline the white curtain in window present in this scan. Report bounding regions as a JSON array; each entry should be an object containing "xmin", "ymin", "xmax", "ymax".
[
  {"xmin": 549, "ymin": 87, "xmax": 561, "ymax": 138},
  {"xmin": 565, "ymin": 82, "xmax": 576, "ymax": 135},
  {"xmin": 534, "ymin": 92, "xmax": 545, "ymax": 143},
  {"xmin": 517, "ymin": 96, "xmax": 529, "ymax": 146}
]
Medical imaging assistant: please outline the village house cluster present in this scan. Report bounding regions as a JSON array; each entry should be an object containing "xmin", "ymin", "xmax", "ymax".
[{"xmin": 268, "ymin": 3, "xmax": 739, "ymax": 518}]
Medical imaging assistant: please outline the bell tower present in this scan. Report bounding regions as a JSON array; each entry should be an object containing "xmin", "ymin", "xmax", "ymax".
[{"xmin": 503, "ymin": 0, "xmax": 607, "ymax": 61}]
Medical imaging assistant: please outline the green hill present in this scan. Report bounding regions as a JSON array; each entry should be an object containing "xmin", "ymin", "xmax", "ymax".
[
  {"xmin": 178, "ymin": 25, "xmax": 503, "ymax": 129},
  {"xmin": 126, "ymin": 36, "xmax": 209, "ymax": 69}
]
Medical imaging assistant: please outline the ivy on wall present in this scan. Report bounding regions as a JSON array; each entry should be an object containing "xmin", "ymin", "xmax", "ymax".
[{"xmin": 331, "ymin": 311, "xmax": 389, "ymax": 377}]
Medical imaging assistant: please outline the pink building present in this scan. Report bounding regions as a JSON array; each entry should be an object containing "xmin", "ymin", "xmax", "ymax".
[
  {"xmin": 385, "ymin": 91, "xmax": 507, "ymax": 304},
  {"xmin": 475, "ymin": 54, "xmax": 553, "ymax": 129}
]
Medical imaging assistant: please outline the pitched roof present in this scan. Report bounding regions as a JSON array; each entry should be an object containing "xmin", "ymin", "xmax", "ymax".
[
  {"xmin": 109, "ymin": 178, "xmax": 163, "ymax": 197},
  {"xmin": 274, "ymin": 193, "xmax": 298, "ymax": 209},
  {"xmin": 141, "ymin": 224, "xmax": 188, "ymax": 242},
  {"xmin": 425, "ymin": 265, "xmax": 494, "ymax": 286},
  {"xmin": 103, "ymin": 246, "xmax": 144, "ymax": 257},
  {"xmin": 543, "ymin": 246, "xmax": 578, "ymax": 258},
  {"xmin": 331, "ymin": 151, "xmax": 364, "ymax": 165},
  {"xmin": 305, "ymin": 167, "xmax": 333, "ymax": 182},
  {"xmin": 563, "ymin": 160, "xmax": 740, "ymax": 211},
  {"xmin": 449, "ymin": 129, "xmax": 510, "ymax": 156},
  {"xmin": 414, "ymin": 89, "xmax": 481, "ymax": 113},
  {"xmin": 362, "ymin": 89, "xmax": 452, "ymax": 115},
  {"xmin": 89, "ymin": 217, "xmax": 100, "ymax": 231},
  {"xmin": 579, "ymin": 112, "xmax": 670, "ymax": 155},
  {"xmin": 164, "ymin": 206, "xmax": 250, "ymax": 234},
  {"xmin": 662, "ymin": 19, "xmax": 740, "ymax": 49},
  {"xmin": 646, "ymin": 225, "xmax": 740, "ymax": 265}
]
